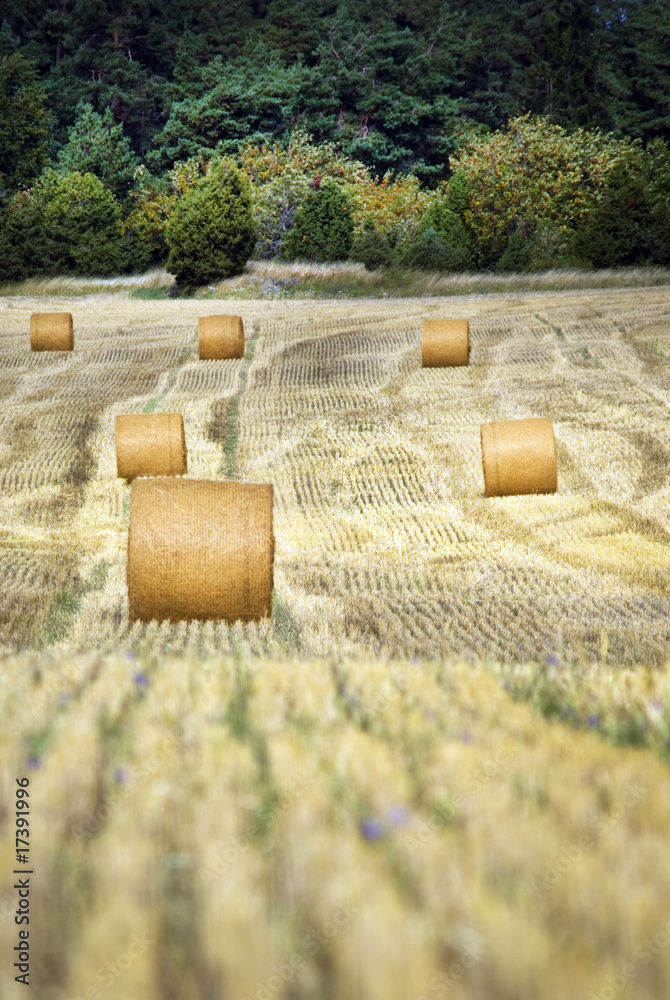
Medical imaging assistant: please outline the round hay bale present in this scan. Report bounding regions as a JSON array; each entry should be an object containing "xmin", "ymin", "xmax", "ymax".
[
  {"xmin": 198, "ymin": 315, "xmax": 245, "ymax": 360},
  {"xmin": 116, "ymin": 413, "xmax": 187, "ymax": 481},
  {"xmin": 127, "ymin": 478, "xmax": 274, "ymax": 623},
  {"xmin": 30, "ymin": 312, "xmax": 74, "ymax": 352},
  {"xmin": 480, "ymin": 417, "xmax": 557, "ymax": 497},
  {"xmin": 421, "ymin": 318, "xmax": 469, "ymax": 367}
]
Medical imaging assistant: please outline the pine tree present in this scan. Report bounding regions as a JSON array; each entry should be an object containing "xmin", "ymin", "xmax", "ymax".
[
  {"xmin": 57, "ymin": 103, "xmax": 140, "ymax": 205},
  {"xmin": 0, "ymin": 52, "xmax": 51, "ymax": 202}
]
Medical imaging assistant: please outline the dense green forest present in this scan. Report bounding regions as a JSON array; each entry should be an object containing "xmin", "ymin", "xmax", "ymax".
[{"xmin": 1, "ymin": 0, "xmax": 669, "ymax": 280}]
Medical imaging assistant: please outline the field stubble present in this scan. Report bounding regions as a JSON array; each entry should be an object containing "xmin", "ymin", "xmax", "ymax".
[{"xmin": 1, "ymin": 288, "xmax": 670, "ymax": 998}]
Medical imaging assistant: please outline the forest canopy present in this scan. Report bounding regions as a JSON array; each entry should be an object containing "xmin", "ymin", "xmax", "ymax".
[
  {"xmin": 1, "ymin": 0, "xmax": 668, "ymax": 181},
  {"xmin": 0, "ymin": 1, "xmax": 669, "ymax": 278}
]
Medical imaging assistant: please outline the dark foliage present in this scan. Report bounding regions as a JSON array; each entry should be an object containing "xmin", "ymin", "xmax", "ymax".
[
  {"xmin": 0, "ymin": 169, "xmax": 145, "ymax": 278},
  {"xmin": 1, "ymin": 1, "xmax": 668, "ymax": 193},
  {"xmin": 281, "ymin": 180, "xmax": 354, "ymax": 262},
  {"xmin": 165, "ymin": 160, "xmax": 257, "ymax": 287}
]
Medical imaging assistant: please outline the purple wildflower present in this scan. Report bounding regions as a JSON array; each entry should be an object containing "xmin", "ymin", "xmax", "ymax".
[
  {"xmin": 134, "ymin": 672, "xmax": 149, "ymax": 687},
  {"xmin": 587, "ymin": 715, "xmax": 599, "ymax": 728},
  {"xmin": 386, "ymin": 805, "xmax": 409, "ymax": 826},
  {"xmin": 360, "ymin": 818, "xmax": 384, "ymax": 841}
]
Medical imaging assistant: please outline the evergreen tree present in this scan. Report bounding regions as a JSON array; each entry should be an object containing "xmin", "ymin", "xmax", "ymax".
[
  {"xmin": 310, "ymin": 0, "xmax": 464, "ymax": 184},
  {"xmin": 603, "ymin": 0, "xmax": 670, "ymax": 141},
  {"xmin": 57, "ymin": 102, "xmax": 139, "ymax": 204},
  {"xmin": 0, "ymin": 169, "xmax": 136, "ymax": 277},
  {"xmin": 165, "ymin": 159, "xmax": 257, "ymax": 288},
  {"xmin": 281, "ymin": 179, "xmax": 354, "ymax": 261},
  {"xmin": 508, "ymin": 0, "xmax": 606, "ymax": 127},
  {"xmin": 572, "ymin": 140, "xmax": 670, "ymax": 267},
  {"xmin": 147, "ymin": 52, "xmax": 307, "ymax": 174},
  {"xmin": 1, "ymin": 0, "xmax": 669, "ymax": 194},
  {"xmin": 644, "ymin": 138, "xmax": 670, "ymax": 265},
  {"xmin": 0, "ymin": 52, "xmax": 51, "ymax": 201},
  {"xmin": 350, "ymin": 221, "xmax": 396, "ymax": 271}
]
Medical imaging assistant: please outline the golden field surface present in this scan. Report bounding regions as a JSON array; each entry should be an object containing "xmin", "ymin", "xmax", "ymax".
[{"xmin": 1, "ymin": 287, "xmax": 670, "ymax": 999}]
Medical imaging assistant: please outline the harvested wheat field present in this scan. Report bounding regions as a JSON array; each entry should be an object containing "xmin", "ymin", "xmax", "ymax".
[{"xmin": 1, "ymin": 287, "xmax": 670, "ymax": 1000}]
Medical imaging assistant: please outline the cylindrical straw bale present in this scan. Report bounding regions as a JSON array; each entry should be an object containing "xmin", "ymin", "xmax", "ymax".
[
  {"xmin": 198, "ymin": 315, "xmax": 245, "ymax": 360},
  {"xmin": 480, "ymin": 417, "xmax": 557, "ymax": 497},
  {"xmin": 30, "ymin": 312, "xmax": 74, "ymax": 351},
  {"xmin": 421, "ymin": 318, "xmax": 469, "ymax": 367},
  {"xmin": 127, "ymin": 478, "xmax": 274, "ymax": 623},
  {"xmin": 116, "ymin": 413, "xmax": 187, "ymax": 481}
]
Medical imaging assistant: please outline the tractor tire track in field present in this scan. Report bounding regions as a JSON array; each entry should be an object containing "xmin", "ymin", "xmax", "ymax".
[
  {"xmin": 0, "ymin": 292, "xmax": 670, "ymax": 662},
  {"xmin": 207, "ymin": 318, "xmax": 262, "ymax": 480},
  {"xmin": 0, "ymin": 325, "xmax": 194, "ymax": 647}
]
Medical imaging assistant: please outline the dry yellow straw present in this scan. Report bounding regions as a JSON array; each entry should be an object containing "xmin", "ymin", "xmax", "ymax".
[
  {"xmin": 421, "ymin": 318, "xmax": 470, "ymax": 367},
  {"xmin": 127, "ymin": 478, "xmax": 274, "ymax": 622},
  {"xmin": 30, "ymin": 312, "xmax": 74, "ymax": 351},
  {"xmin": 480, "ymin": 417, "xmax": 557, "ymax": 496},
  {"xmin": 198, "ymin": 315, "xmax": 245, "ymax": 360},
  {"xmin": 115, "ymin": 413, "xmax": 187, "ymax": 481}
]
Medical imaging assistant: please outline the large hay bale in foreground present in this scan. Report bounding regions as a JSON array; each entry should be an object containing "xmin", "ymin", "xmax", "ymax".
[
  {"xmin": 421, "ymin": 318, "xmax": 470, "ymax": 367},
  {"xmin": 198, "ymin": 315, "xmax": 245, "ymax": 360},
  {"xmin": 116, "ymin": 413, "xmax": 187, "ymax": 481},
  {"xmin": 30, "ymin": 312, "xmax": 74, "ymax": 352},
  {"xmin": 480, "ymin": 417, "xmax": 557, "ymax": 496},
  {"xmin": 127, "ymin": 478, "xmax": 274, "ymax": 622}
]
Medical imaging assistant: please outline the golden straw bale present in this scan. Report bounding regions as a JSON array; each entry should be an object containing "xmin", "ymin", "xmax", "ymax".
[
  {"xmin": 30, "ymin": 312, "xmax": 74, "ymax": 351},
  {"xmin": 480, "ymin": 416, "xmax": 557, "ymax": 496},
  {"xmin": 127, "ymin": 478, "xmax": 274, "ymax": 623},
  {"xmin": 421, "ymin": 318, "xmax": 470, "ymax": 367},
  {"xmin": 198, "ymin": 315, "xmax": 245, "ymax": 360},
  {"xmin": 115, "ymin": 413, "xmax": 187, "ymax": 481}
]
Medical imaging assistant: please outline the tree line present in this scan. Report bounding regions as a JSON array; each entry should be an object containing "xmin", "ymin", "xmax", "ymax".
[{"xmin": 0, "ymin": 1, "xmax": 669, "ymax": 281}]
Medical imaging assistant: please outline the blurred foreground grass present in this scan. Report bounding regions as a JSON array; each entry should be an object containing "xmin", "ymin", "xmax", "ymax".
[{"xmin": 1, "ymin": 646, "xmax": 669, "ymax": 1000}]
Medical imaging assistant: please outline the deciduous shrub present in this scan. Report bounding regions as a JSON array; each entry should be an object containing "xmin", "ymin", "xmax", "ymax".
[
  {"xmin": 250, "ymin": 165, "xmax": 311, "ymax": 259},
  {"xmin": 450, "ymin": 114, "xmax": 634, "ymax": 268},
  {"xmin": 165, "ymin": 159, "xmax": 257, "ymax": 287},
  {"xmin": 345, "ymin": 171, "xmax": 429, "ymax": 246}
]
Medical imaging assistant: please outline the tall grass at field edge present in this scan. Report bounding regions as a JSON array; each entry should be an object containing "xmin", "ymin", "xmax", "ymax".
[{"xmin": 1, "ymin": 262, "xmax": 670, "ymax": 299}]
